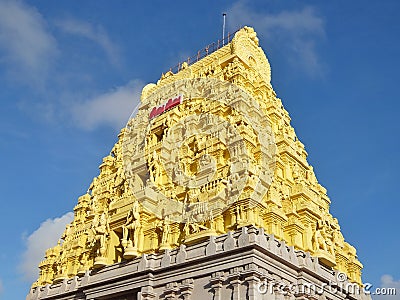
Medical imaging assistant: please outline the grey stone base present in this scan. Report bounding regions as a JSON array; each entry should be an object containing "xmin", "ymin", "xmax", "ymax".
[{"xmin": 27, "ymin": 226, "xmax": 370, "ymax": 300}]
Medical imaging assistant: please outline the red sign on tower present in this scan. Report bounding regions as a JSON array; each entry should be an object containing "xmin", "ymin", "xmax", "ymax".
[{"xmin": 149, "ymin": 95, "xmax": 183, "ymax": 119}]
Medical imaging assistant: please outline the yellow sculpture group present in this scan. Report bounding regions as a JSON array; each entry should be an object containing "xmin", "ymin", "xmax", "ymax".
[{"xmin": 34, "ymin": 27, "xmax": 363, "ymax": 288}]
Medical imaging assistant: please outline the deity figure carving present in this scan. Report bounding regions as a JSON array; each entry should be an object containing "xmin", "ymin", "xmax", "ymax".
[
  {"xmin": 122, "ymin": 202, "xmax": 141, "ymax": 259},
  {"xmin": 313, "ymin": 220, "xmax": 327, "ymax": 252},
  {"xmin": 113, "ymin": 167, "xmax": 126, "ymax": 196},
  {"xmin": 248, "ymin": 173, "xmax": 258, "ymax": 189},
  {"xmin": 292, "ymin": 163, "xmax": 302, "ymax": 183},
  {"xmin": 157, "ymin": 216, "xmax": 171, "ymax": 250},
  {"xmin": 149, "ymin": 133, "xmax": 157, "ymax": 146},
  {"xmin": 54, "ymin": 243, "xmax": 67, "ymax": 279},
  {"xmin": 184, "ymin": 219, "xmax": 209, "ymax": 236},
  {"xmin": 173, "ymin": 166, "xmax": 184, "ymax": 185},
  {"xmin": 313, "ymin": 219, "xmax": 335, "ymax": 255},
  {"xmin": 131, "ymin": 173, "xmax": 144, "ymax": 192},
  {"xmin": 148, "ymin": 150, "xmax": 161, "ymax": 182},
  {"xmin": 91, "ymin": 212, "xmax": 110, "ymax": 267},
  {"xmin": 235, "ymin": 205, "xmax": 246, "ymax": 225},
  {"xmin": 77, "ymin": 251, "xmax": 89, "ymax": 276},
  {"xmin": 184, "ymin": 207, "xmax": 216, "ymax": 236},
  {"xmin": 322, "ymin": 226, "xmax": 335, "ymax": 255},
  {"xmin": 199, "ymin": 153, "xmax": 212, "ymax": 168}
]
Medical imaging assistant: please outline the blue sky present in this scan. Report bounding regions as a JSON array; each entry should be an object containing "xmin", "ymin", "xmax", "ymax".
[{"xmin": 0, "ymin": 0, "xmax": 399, "ymax": 299}]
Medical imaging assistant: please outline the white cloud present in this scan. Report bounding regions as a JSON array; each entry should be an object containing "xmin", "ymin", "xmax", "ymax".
[
  {"xmin": 228, "ymin": 2, "xmax": 325, "ymax": 75},
  {"xmin": 70, "ymin": 80, "xmax": 144, "ymax": 130},
  {"xmin": 56, "ymin": 18, "xmax": 120, "ymax": 67},
  {"xmin": 19, "ymin": 212, "xmax": 74, "ymax": 282},
  {"xmin": 0, "ymin": 0, "xmax": 57, "ymax": 81},
  {"xmin": 373, "ymin": 275, "xmax": 400, "ymax": 300}
]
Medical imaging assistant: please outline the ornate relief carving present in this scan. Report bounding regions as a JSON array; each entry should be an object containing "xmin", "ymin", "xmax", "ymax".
[{"xmin": 32, "ymin": 27, "xmax": 363, "ymax": 289}]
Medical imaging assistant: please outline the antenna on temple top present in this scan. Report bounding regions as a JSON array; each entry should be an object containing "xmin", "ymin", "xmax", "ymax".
[{"xmin": 222, "ymin": 13, "xmax": 227, "ymax": 45}]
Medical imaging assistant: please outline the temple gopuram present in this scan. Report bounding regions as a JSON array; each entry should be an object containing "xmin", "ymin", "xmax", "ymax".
[{"xmin": 27, "ymin": 27, "xmax": 370, "ymax": 300}]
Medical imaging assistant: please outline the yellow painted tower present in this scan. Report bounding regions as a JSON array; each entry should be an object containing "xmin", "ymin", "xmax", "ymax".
[{"xmin": 32, "ymin": 27, "xmax": 364, "ymax": 291}]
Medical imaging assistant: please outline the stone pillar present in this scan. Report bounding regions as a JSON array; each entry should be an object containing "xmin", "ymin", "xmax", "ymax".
[
  {"xmin": 180, "ymin": 278, "xmax": 194, "ymax": 300},
  {"xmin": 139, "ymin": 286, "xmax": 156, "ymax": 300},
  {"xmin": 242, "ymin": 263, "xmax": 263, "ymax": 300},
  {"xmin": 228, "ymin": 269, "xmax": 241, "ymax": 300},
  {"xmin": 164, "ymin": 282, "xmax": 179, "ymax": 300},
  {"xmin": 245, "ymin": 275, "xmax": 260, "ymax": 300},
  {"xmin": 210, "ymin": 272, "xmax": 225, "ymax": 300}
]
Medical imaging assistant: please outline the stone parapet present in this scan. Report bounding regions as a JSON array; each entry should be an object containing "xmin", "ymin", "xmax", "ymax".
[{"xmin": 27, "ymin": 226, "xmax": 369, "ymax": 300}]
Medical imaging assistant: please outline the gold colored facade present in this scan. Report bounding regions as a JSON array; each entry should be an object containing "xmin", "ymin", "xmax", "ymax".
[{"xmin": 33, "ymin": 27, "xmax": 364, "ymax": 288}]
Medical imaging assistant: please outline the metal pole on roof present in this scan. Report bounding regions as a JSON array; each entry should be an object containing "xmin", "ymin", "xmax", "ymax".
[{"xmin": 222, "ymin": 13, "xmax": 226, "ymax": 45}]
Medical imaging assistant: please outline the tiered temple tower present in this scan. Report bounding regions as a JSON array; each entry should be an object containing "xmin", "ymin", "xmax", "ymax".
[{"xmin": 27, "ymin": 27, "xmax": 369, "ymax": 300}]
